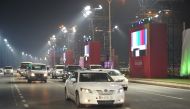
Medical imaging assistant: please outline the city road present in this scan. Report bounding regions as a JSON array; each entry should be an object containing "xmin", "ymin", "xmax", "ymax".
[{"xmin": 0, "ymin": 76, "xmax": 190, "ymax": 109}]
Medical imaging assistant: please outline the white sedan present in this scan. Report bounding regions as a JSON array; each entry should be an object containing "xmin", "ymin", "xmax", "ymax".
[
  {"xmin": 65, "ymin": 70, "xmax": 125, "ymax": 107},
  {"xmin": 92, "ymin": 69, "xmax": 128, "ymax": 90}
]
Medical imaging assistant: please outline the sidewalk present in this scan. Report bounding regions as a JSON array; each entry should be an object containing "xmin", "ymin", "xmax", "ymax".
[{"xmin": 129, "ymin": 78, "xmax": 190, "ymax": 90}]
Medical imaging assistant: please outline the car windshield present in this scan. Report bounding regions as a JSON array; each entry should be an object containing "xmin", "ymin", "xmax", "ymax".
[
  {"xmin": 32, "ymin": 65, "xmax": 46, "ymax": 70},
  {"xmin": 67, "ymin": 66, "xmax": 81, "ymax": 71},
  {"xmin": 107, "ymin": 70, "xmax": 122, "ymax": 76},
  {"xmin": 4, "ymin": 67, "xmax": 13, "ymax": 69},
  {"xmin": 20, "ymin": 63, "xmax": 30, "ymax": 69},
  {"xmin": 56, "ymin": 66, "xmax": 64, "ymax": 69},
  {"xmin": 79, "ymin": 73, "xmax": 114, "ymax": 82}
]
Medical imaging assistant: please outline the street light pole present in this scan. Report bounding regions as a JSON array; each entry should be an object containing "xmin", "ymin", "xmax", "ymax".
[
  {"xmin": 91, "ymin": 18, "xmax": 95, "ymax": 40},
  {"xmin": 108, "ymin": 0, "xmax": 112, "ymax": 61}
]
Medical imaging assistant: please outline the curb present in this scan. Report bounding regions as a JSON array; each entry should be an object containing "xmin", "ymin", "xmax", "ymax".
[{"xmin": 129, "ymin": 80, "xmax": 190, "ymax": 90}]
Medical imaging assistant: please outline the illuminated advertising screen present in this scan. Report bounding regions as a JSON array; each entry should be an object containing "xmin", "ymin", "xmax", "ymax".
[{"xmin": 131, "ymin": 29, "xmax": 147, "ymax": 57}]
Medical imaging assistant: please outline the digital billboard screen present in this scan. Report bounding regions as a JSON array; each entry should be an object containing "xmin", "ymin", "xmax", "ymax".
[{"xmin": 131, "ymin": 29, "xmax": 147, "ymax": 57}]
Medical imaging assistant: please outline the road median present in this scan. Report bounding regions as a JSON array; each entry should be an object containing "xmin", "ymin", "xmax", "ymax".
[{"xmin": 129, "ymin": 78, "xmax": 190, "ymax": 90}]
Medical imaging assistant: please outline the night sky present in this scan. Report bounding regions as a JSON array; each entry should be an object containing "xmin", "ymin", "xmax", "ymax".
[
  {"xmin": 1, "ymin": 0, "xmax": 189, "ymax": 63},
  {"xmin": 0, "ymin": 0, "xmax": 140, "ymax": 62}
]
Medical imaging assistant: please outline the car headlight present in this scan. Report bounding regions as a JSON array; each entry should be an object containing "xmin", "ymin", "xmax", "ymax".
[
  {"xmin": 31, "ymin": 73, "xmax": 35, "ymax": 77},
  {"xmin": 124, "ymin": 78, "xmax": 128, "ymax": 82},
  {"xmin": 44, "ymin": 73, "xmax": 48, "ymax": 77},
  {"xmin": 80, "ymin": 88, "xmax": 92, "ymax": 93},
  {"xmin": 118, "ymin": 88, "xmax": 124, "ymax": 93}
]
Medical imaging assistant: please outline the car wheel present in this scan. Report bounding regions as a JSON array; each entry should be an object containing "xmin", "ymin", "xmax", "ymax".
[
  {"xmin": 76, "ymin": 92, "xmax": 82, "ymax": 107},
  {"xmin": 116, "ymin": 104, "xmax": 124, "ymax": 107},
  {"xmin": 27, "ymin": 79, "xmax": 31, "ymax": 83},
  {"xmin": 44, "ymin": 80, "xmax": 47, "ymax": 83},
  {"xmin": 65, "ymin": 88, "xmax": 69, "ymax": 100}
]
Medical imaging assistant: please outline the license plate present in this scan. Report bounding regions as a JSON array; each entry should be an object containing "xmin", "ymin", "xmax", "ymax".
[{"xmin": 99, "ymin": 95, "xmax": 112, "ymax": 100}]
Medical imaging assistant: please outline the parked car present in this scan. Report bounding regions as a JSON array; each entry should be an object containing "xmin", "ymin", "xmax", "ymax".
[
  {"xmin": 27, "ymin": 63, "xmax": 48, "ymax": 83},
  {"xmin": 52, "ymin": 65, "xmax": 65, "ymax": 79},
  {"xmin": 92, "ymin": 69, "xmax": 128, "ymax": 90},
  {"xmin": 62, "ymin": 65, "xmax": 82, "ymax": 82},
  {"xmin": 4, "ymin": 66, "xmax": 14, "ymax": 76},
  {"xmin": 65, "ymin": 70, "xmax": 125, "ymax": 107}
]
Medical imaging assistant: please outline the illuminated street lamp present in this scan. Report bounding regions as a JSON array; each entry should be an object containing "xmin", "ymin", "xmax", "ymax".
[
  {"xmin": 48, "ymin": 41, "xmax": 51, "ymax": 46},
  {"xmin": 44, "ymin": 57, "xmax": 47, "ymax": 61},
  {"xmin": 95, "ymin": 5, "xmax": 103, "ymax": 10},
  {"xmin": 154, "ymin": 14, "xmax": 159, "ymax": 18},
  {"xmin": 60, "ymin": 25, "xmax": 68, "ymax": 33},
  {"xmin": 72, "ymin": 26, "xmax": 76, "ymax": 33},
  {"xmin": 10, "ymin": 48, "xmax": 13, "ymax": 51},
  {"xmin": 52, "ymin": 35, "xmax": 56, "ymax": 41},
  {"xmin": 83, "ymin": 5, "xmax": 92, "ymax": 18},
  {"xmin": 82, "ymin": 5, "xmax": 102, "ymax": 40},
  {"xmin": 114, "ymin": 25, "xmax": 119, "ymax": 30},
  {"xmin": 4, "ymin": 39, "xmax": 7, "ymax": 43},
  {"xmin": 48, "ymin": 49, "xmax": 50, "ymax": 55},
  {"xmin": 6, "ymin": 44, "xmax": 10, "ymax": 47}
]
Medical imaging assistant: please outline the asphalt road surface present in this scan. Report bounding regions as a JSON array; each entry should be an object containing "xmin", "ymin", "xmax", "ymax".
[{"xmin": 0, "ymin": 76, "xmax": 190, "ymax": 109}]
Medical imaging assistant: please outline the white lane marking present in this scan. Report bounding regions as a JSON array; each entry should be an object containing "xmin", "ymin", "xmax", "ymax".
[
  {"xmin": 13, "ymin": 77, "xmax": 30, "ymax": 108},
  {"xmin": 11, "ymin": 78, "xmax": 18, "ymax": 106},
  {"xmin": 131, "ymin": 86, "xmax": 183, "ymax": 97},
  {"xmin": 24, "ymin": 104, "xmax": 29, "ymax": 108},
  {"xmin": 22, "ymin": 99, "xmax": 26, "ymax": 103},
  {"xmin": 125, "ymin": 108, "xmax": 131, "ymax": 109},
  {"xmin": 130, "ymin": 83, "xmax": 190, "ymax": 92},
  {"xmin": 130, "ymin": 85, "xmax": 184, "ymax": 100},
  {"xmin": 137, "ymin": 90, "xmax": 183, "ymax": 100},
  {"xmin": 20, "ymin": 96, "xmax": 24, "ymax": 99}
]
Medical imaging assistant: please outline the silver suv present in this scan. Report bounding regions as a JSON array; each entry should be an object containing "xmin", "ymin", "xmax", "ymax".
[
  {"xmin": 52, "ymin": 65, "xmax": 65, "ymax": 79},
  {"xmin": 62, "ymin": 65, "xmax": 82, "ymax": 82},
  {"xmin": 4, "ymin": 66, "xmax": 14, "ymax": 76},
  {"xmin": 27, "ymin": 63, "xmax": 48, "ymax": 83}
]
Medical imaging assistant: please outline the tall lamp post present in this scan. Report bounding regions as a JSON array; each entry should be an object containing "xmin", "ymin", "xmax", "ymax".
[
  {"xmin": 82, "ymin": 5, "xmax": 102, "ymax": 40},
  {"xmin": 108, "ymin": 0, "xmax": 112, "ymax": 62},
  {"xmin": 49, "ymin": 35, "xmax": 56, "ymax": 66}
]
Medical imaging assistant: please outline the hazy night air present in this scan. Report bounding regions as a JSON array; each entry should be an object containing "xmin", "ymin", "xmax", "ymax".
[{"xmin": 0, "ymin": 0, "xmax": 140, "ymax": 61}]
